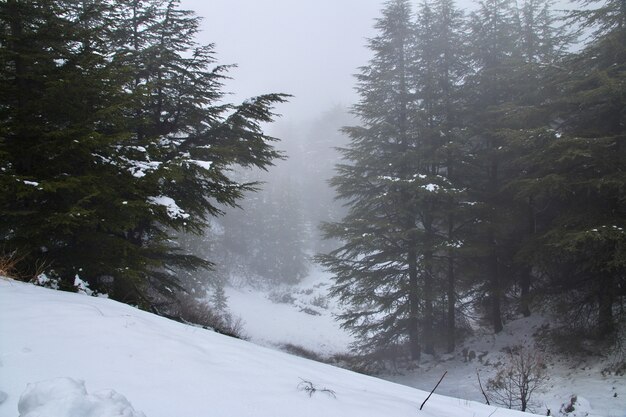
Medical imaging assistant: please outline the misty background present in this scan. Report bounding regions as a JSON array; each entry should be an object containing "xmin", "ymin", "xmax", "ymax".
[
  {"xmin": 176, "ymin": 0, "xmax": 417, "ymax": 287},
  {"xmin": 175, "ymin": 0, "xmax": 589, "ymax": 294}
]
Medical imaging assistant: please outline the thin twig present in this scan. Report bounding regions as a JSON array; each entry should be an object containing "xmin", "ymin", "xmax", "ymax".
[
  {"xmin": 477, "ymin": 370, "xmax": 490, "ymax": 405},
  {"xmin": 297, "ymin": 378, "xmax": 336, "ymax": 399},
  {"xmin": 419, "ymin": 371, "xmax": 447, "ymax": 411}
]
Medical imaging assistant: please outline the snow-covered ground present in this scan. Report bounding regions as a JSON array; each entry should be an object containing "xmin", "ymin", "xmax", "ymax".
[
  {"xmin": 224, "ymin": 268, "xmax": 626, "ymax": 417},
  {"xmin": 225, "ymin": 269, "xmax": 353, "ymax": 357},
  {"xmin": 1, "ymin": 277, "xmax": 541, "ymax": 417}
]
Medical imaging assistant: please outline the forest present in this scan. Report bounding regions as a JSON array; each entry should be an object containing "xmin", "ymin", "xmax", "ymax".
[
  {"xmin": 1, "ymin": 0, "xmax": 625, "ymax": 369},
  {"xmin": 316, "ymin": 0, "xmax": 626, "ymax": 361}
]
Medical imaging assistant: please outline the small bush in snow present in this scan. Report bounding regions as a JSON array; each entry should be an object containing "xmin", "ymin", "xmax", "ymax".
[
  {"xmin": 297, "ymin": 379, "xmax": 336, "ymax": 398},
  {"xmin": 170, "ymin": 294, "xmax": 246, "ymax": 339},
  {"xmin": 0, "ymin": 252, "xmax": 21, "ymax": 278},
  {"xmin": 268, "ymin": 289, "xmax": 295, "ymax": 304},
  {"xmin": 281, "ymin": 343, "xmax": 323, "ymax": 361},
  {"xmin": 310, "ymin": 294, "xmax": 329, "ymax": 309},
  {"xmin": 486, "ymin": 345, "xmax": 548, "ymax": 412},
  {"xmin": 33, "ymin": 273, "xmax": 60, "ymax": 290},
  {"xmin": 299, "ymin": 306, "xmax": 321, "ymax": 316}
]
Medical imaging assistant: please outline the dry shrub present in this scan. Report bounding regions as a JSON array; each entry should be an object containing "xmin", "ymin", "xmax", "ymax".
[
  {"xmin": 280, "ymin": 343, "xmax": 323, "ymax": 361},
  {"xmin": 0, "ymin": 251, "xmax": 23, "ymax": 279},
  {"xmin": 310, "ymin": 294, "xmax": 329, "ymax": 309},
  {"xmin": 171, "ymin": 293, "xmax": 246, "ymax": 339},
  {"xmin": 297, "ymin": 379, "xmax": 336, "ymax": 398},
  {"xmin": 487, "ymin": 345, "xmax": 548, "ymax": 412},
  {"xmin": 0, "ymin": 251, "xmax": 51, "ymax": 284}
]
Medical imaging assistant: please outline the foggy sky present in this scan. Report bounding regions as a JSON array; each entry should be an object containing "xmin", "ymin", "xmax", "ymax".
[{"xmin": 181, "ymin": 0, "xmax": 475, "ymax": 124}]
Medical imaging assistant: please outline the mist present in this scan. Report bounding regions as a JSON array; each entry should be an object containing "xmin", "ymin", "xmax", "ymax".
[{"xmin": 2, "ymin": 0, "xmax": 624, "ymax": 414}]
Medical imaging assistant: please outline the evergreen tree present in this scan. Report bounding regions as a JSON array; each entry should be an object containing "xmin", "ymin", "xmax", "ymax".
[
  {"xmin": 0, "ymin": 0, "xmax": 287, "ymax": 305},
  {"xmin": 463, "ymin": 0, "xmax": 524, "ymax": 333},
  {"xmin": 420, "ymin": 0, "xmax": 469, "ymax": 353},
  {"xmin": 517, "ymin": 0, "xmax": 625, "ymax": 336},
  {"xmin": 208, "ymin": 171, "xmax": 309, "ymax": 286},
  {"xmin": 500, "ymin": 0, "xmax": 573, "ymax": 317},
  {"xmin": 0, "ymin": 0, "xmax": 136, "ymax": 288},
  {"xmin": 318, "ymin": 0, "xmax": 426, "ymax": 359},
  {"xmin": 247, "ymin": 178, "xmax": 309, "ymax": 284}
]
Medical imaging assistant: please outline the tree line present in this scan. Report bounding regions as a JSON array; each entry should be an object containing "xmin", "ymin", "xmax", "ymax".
[
  {"xmin": 190, "ymin": 107, "xmax": 351, "ymax": 288},
  {"xmin": 0, "ymin": 0, "xmax": 287, "ymax": 306},
  {"xmin": 317, "ymin": 0, "xmax": 625, "ymax": 361}
]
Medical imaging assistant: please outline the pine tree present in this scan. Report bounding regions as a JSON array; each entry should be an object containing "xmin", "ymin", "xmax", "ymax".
[
  {"xmin": 463, "ymin": 0, "xmax": 524, "ymax": 333},
  {"xmin": 422, "ymin": 0, "xmax": 469, "ymax": 353},
  {"xmin": 499, "ymin": 0, "xmax": 573, "ymax": 317},
  {"xmin": 247, "ymin": 178, "xmax": 309, "ymax": 284},
  {"xmin": 517, "ymin": 0, "xmax": 625, "ymax": 336},
  {"xmin": 318, "ymin": 0, "xmax": 425, "ymax": 360},
  {"xmin": 0, "ymin": 0, "xmax": 287, "ymax": 305},
  {"xmin": 0, "ymin": 0, "xmax": 136, "ymax": 287}
]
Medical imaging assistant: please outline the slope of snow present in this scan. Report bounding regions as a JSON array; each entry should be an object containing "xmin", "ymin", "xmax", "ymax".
[
  {"xmin": 225, "ymin": 269, "xmax": 353, "ymax": 357},
  {"xmin": 0, "ymin": 277, "xmax": 539, "ymax": 417},
  {"xmin": 384, "ymin": 315, "xmax": 626, "ymax": 417},
  {"xmin": 224, "ymin": 268, "xmax": 626, "ymax": 417}
]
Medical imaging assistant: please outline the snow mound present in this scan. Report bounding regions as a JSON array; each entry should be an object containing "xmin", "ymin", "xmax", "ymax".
[{"xmin": 18, "ymin": 378, "xmax": 145, "ymax": 417}]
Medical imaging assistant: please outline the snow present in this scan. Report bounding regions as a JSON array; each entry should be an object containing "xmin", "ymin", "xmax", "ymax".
[
  {"xmin": 422, "ymin": 183, "xmax": 439, "ymax": 192},
  {"xmin": 188, "ymin": 160, "xmax": 213, "ymax": 170},
  {"xmin": 0, "ymin": 277, "xmax": 540, "ymax": 417},
  {"xmin": 18, "ymin": 378, "xmax": 145, "ymax": 417},
  {"xmin": 147, "ymin": 196, "xmax": 189, "ymax": 220},
  {"xmin": 117, "ymin": 154, "xmax": 162, "ymax": 178},
  {"xmin": 35, "ymin": 273, "xmax": 59, "ymax": 289},
  {"xmin": 73, "ymin": 275, "xmax": 93, "ymax": 296},
  {"xmin": 224, "ymin": 269, "xmax": 626, "ymax": 417},
  {"xmin": 225, "ymin": 269, "xmax": 353, "ymax": 357}
]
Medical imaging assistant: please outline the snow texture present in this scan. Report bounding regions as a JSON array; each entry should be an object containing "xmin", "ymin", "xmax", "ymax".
[
  {"xmin": 188, "ymin": 160, "xmax": 213, "ymax": 170},
  {"xmin": 17, "ymin": 378, "xmax": 145, "ymax": 417},
  {"xmin": 225, "ymin": 270, "xmax": 353, "ymax": 357},
  {"xmin": 225, "ymin": 269, "xmax": 626, "ymax": 417},
  {"xmin": 0, "ymin": 277, "xmax": 539, "ymax": 417}
]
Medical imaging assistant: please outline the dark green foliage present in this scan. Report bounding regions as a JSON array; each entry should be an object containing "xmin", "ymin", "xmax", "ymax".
[
  {"xmin": 0, "ymin": 0, "xmax": 287, "ymax": 306},
  {"xmin": 318, "ymin": 0, "xmax": 423, "ymax": 359},
  {"xmin": 515, "ymin": 7, "xmax": 626, "ymax": 336},
  {"xmin": 321, "ymin": 0, "xmax": 624, "ymax": 364},
  {"xmin": 318, "ymin": 0, "xmax": 472, "ymax": 359}
]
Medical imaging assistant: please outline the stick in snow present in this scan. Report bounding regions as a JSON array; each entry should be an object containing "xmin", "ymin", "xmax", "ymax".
[
  {"xmin": 419, "ymin": 371, "xmax": 447, "ymax": 411},
  {"xmin": 477, "ymin": 370, "xmax": 490, "ymax": 405}
]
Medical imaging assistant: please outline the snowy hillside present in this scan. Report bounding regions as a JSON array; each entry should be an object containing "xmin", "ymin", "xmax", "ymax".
[
  {"xmin": 0, "ymin": 277, "xmax": 541, "ymax": 417},
  {"xmin": 224, "ymin": 269, "xmax": 626, "ymax": 417},
  {"xmin": 225, "ymin": 269, "xmax": 354, "ymax": 357}
]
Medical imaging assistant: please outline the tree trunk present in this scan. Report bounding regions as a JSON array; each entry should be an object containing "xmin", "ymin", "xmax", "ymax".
[
  {"xmin": 520, "ymin": 266, "xmax": 531, "ymax": 317},
  {"xmin": 446, "ymin": 249, "xmax": 456, "ymax": 353},
  {"xmin": 597, "ymin": 273, "xmax": 614, "ymax": 337},
  {"xmin": 423, "ymin": 250, "xmax": 434, "ymax": 355},
  {"xmin": 408, "ymin": 245, "xmax": 421, "ymax": 361},
  {"xmin": 488, "ymin": 153, "xmax": 503, "ymax": 333},
  {"xmin": 488, "ymin": 233, "xmax": 504, "ymax": 333},
  {"xmin": 520, "ymin": 197, "xmax": 536, "ymax": 317}
]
